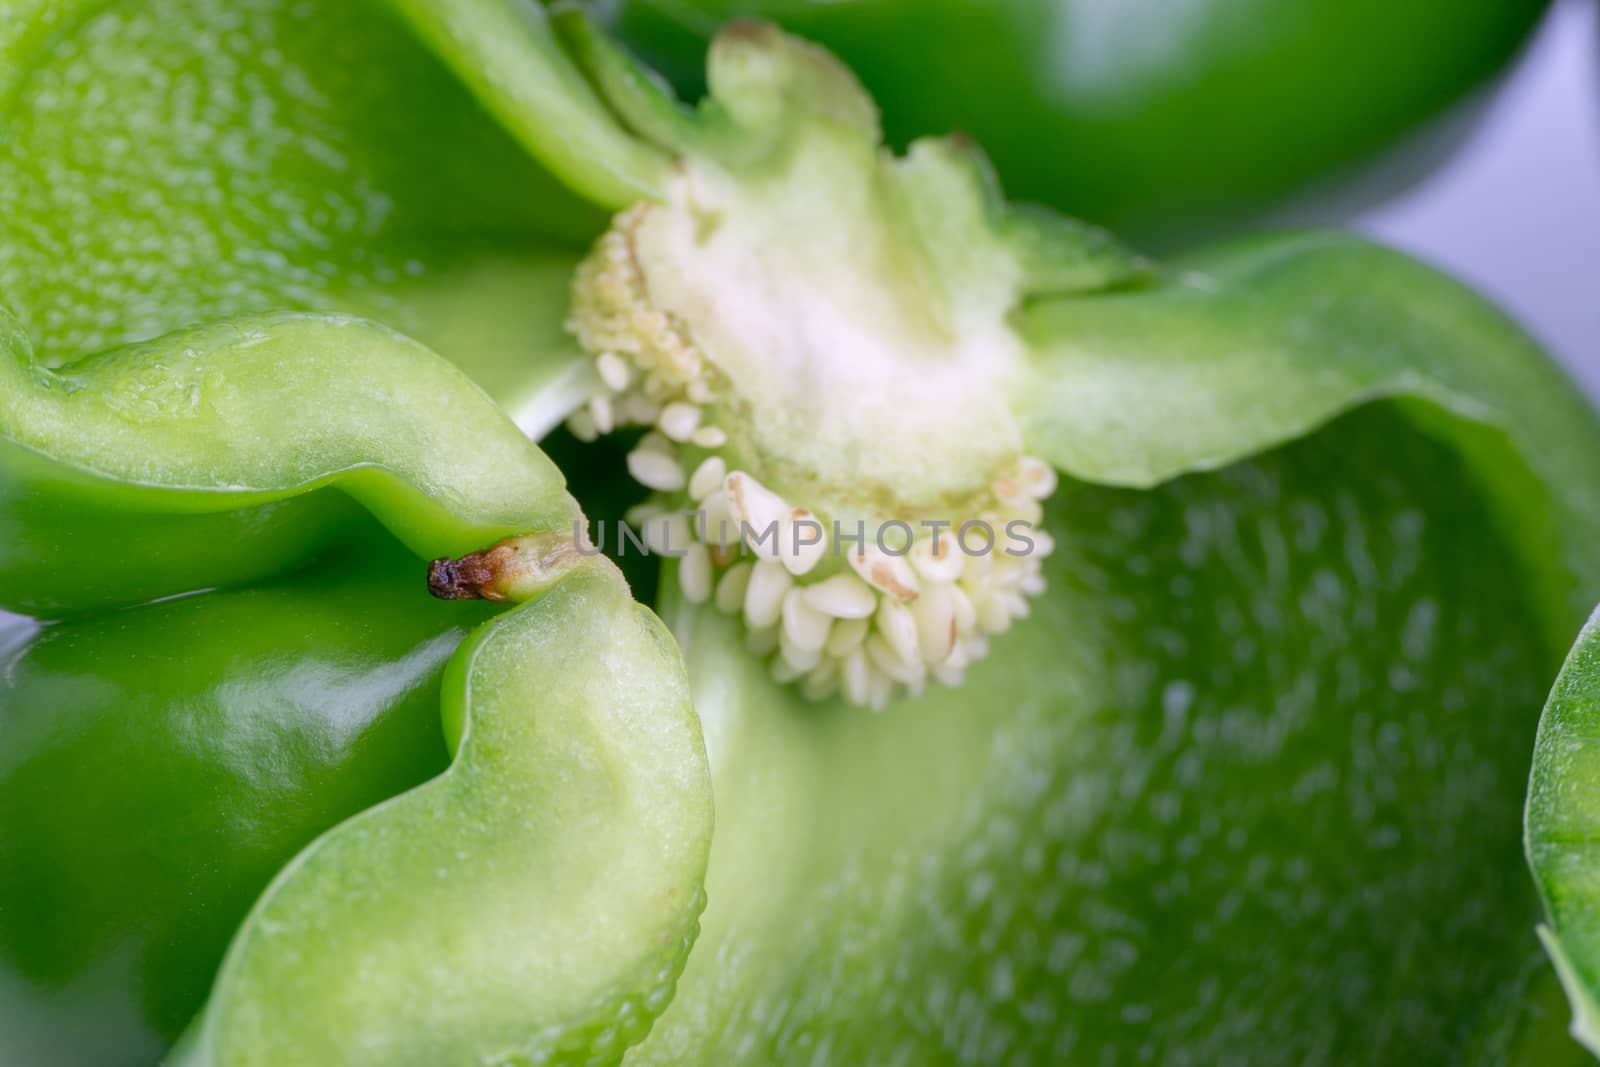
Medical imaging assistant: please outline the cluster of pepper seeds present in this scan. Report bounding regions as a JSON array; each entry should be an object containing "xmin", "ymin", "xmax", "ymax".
[{"xmin": 565, "ymin": 209, "xmax": 1059, "ymax": 708}]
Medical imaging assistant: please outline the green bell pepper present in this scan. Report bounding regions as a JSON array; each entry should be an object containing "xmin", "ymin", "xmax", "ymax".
[
  {"xmin": 598, "ymin": 0, "xmax": 1551, "ymax": 235},
  {"xmin": 3, "ymin": 1, "xmax": 1599, "ymax": 1064},
  {"xmin": 0, "ymin": 309, "xmax": 711, "ymax": 1063}
]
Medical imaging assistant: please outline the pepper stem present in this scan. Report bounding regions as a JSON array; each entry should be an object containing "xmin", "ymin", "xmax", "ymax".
[{"xmin": 428, "ymin": 531, "xmax": 584, "ymax": 604}]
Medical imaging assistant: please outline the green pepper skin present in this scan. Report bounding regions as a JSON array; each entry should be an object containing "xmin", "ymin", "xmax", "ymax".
[
  {"xmin": 1530, "ymin": 609, "xmax": 1600, "ymax": 1058},
  {"xmin": 0, "ymin": 311, "xmax": 574, "ymax": 617},
  {"xmin": 0, "ymin": 541, "xmax": 493, "ymax": 1065},
  {"xmin": 0, "ymin": 297, "xmax": 713, "ymax": 1064},
  {"xmin": 601, "ymin": 0, "xmax": 1549, "ymax": 233},
  {"xmin": 0, "ymin": 0, "xmax": 607, "ymax": 440}
]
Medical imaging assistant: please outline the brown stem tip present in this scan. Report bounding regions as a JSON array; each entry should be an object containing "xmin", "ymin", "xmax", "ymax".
[
  {"xmin": 427, "ymin": 533, "xmax": 582, "ymax": 604},
  {"xmin": 427, "ymin": 547, "xmax": 511, "ymax": 602}
]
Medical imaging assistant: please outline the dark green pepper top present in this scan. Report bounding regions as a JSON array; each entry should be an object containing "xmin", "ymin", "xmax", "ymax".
[{"xmin": 600, "ymin": 0, "xmax": 1551, "ymax": 234}]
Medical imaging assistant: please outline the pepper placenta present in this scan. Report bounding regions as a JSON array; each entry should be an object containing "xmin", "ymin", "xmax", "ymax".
[{"xmin": 2, "ymin": 1, "xmax": 1599, "ymax": 1064}]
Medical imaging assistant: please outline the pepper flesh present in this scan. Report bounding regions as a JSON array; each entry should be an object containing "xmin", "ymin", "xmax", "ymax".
[{"xmin": 0, "ymin": 290, "xmax": 711, "ymax": 1061}]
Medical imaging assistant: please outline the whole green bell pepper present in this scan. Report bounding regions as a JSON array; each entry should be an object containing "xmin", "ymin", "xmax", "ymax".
[
  {"xmin": 598, "ymin": 0, "xmax": 1550, "ymax": 235},
  {"xmin": 3, "ymin": 1, "xmax": 1600, "ymax": 1064}
]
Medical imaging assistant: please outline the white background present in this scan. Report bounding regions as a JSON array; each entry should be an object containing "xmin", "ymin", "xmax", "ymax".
[{"xmin": 1354, "ymin": 0, "xmax": 1599, "ymax": 400}]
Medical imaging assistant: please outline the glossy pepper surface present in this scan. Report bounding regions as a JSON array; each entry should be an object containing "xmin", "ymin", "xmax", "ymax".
[
  {"xmin": 0, "ymin": 306, "xmax": 712, "ymax": 1063},
  {"xmin": 2, "ymin": 1, "xmax": 1600, "ymax": 1065}
]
